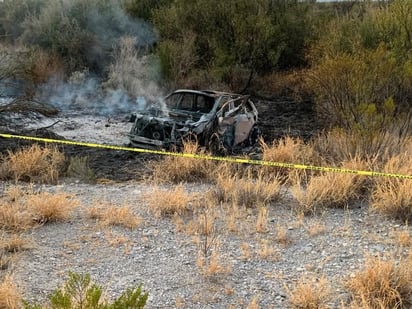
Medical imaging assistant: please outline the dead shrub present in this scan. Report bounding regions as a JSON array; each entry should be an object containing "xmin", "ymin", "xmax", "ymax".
[
  {"xmin": 3, "ymin": 186, "xmax": 25, "ymax": 203},
  {"xmin": 287, "ymin": 276, "xmax": 331, "ymax": 309},
  {"xmin": 312, "ymin": 129, "xmax": 411, "ymax": 165},
  {"xmin": 0, "ymin": 275, "xmax": 21, "ymax": 309},
  {"xmin": 104, "ymin": 36, "xmax": 161, "ymax": 98},
  {"xmin": 395, "ymin": 229, "xmax": 411, "ymax": 247},
  {"xmin": 145, "ymin": 185, "xmax": 198, "ymax": 217},
  {"xmin": 345, "ymin": 255, "xmax": 412, "ymax": 308},
  {"xmin": 261, "ymin": 136, "xmax": 319, "ymax": 183},
  {"xmin": 26, "ymin": 191, "xmax": 79, "ymax": 223},
  {"xmin": 257, "ymin": 239, "xmax": 279, "ymax": 261},
  {"xmin": 3, "ymin": 144, "xmax": 65, "ymax": 183},
  {"xmin": 291, "ymin": 173, "xmax": 357, "ymax": 214},
  {"xmin": 0, "ymin": 160, "xmax": 12, "ymax": 181},
  {"xmin": 197, "ymin": 249, "xmax": 230, "ymax": 278},
  {"xmin": 256, "ymin": 207, "xmax": 268, "ymax": 233},
  {"xmin": 0, "ymin": 233, "xmax": 31, "ymax": 253},
  {"xmin": 291, "ymin": 157, "xmax": 368, "ymax": 214},
  {"xmin": 371, "ymin": 154, "xmax": 412, "ymax": 221},
  {"xmin": 87, "ymin": 202, "xmax": 141, "ymax": 229},
  {"xmin": 275, "ymin": 225, "xmax": 293, "ymax": 247},
  {"xmin": 150, "ymin": 140, "xmax": 217, "ymax": 184},
  {"xmin": 306, "ymin": 220, "xmax": 327, "ymax": 237},
  {"xmin": 211, "ymin": 170, "xmax": 281, "ymax": 208},
  {"xmin": 25, "ymin": 48, "xmax": 64, "ymax": 86},
  {"xmin": 372, "ymin": 179, "xmax": 412, "ymax": 222},
  {"xmin": 0, "ymin": 201, "xmax": 32, "ymax": 232}
]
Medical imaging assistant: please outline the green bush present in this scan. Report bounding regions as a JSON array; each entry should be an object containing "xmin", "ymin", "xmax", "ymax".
[
  {"xmin": 121, "ymin": 0, "xmax": 173, "ymax": 21},
  {"xmin": 24, "ymin": 272, "xmax": 148, "ymax": 309},
  {"xmin": 0, "ymin": 0, "xmax": 46, "ymax": 42},
  {"xmin": 153, "ymin": 0, "xmax": 317, "ymax": 89},
  {"xmin": 306, "ymin": 0, "xmax": 412, "ymax": 158},
  {"xmin": 309, "ymin": 0, "xmax": 412, "ymax": 103}
]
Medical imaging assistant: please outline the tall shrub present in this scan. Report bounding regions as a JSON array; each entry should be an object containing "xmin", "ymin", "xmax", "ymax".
[
  {"xmin": 18, "ymin": 0, "xmax": 156, "ymax": 74},
  {"xmin": 307, "ymin": 0, "xmax": 412, "ymax": 158},
  {"xmin": 153, "ymin": 0, "xmax": 316, "ymax": 89}
]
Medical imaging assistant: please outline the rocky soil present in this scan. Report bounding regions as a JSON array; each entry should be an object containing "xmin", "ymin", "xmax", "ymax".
[
  {"xmin": 0, "ymin": 99, "xmax": 410, "ymax": 308},
  {"xmin": 2, "ymin": 180, "xmax": 409, "ymax": 308}
]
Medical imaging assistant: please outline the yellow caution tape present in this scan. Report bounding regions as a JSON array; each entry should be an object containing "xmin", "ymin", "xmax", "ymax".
[{"xmin": 0, "ymin": 133, "xmax": 411, "ymax": 180}]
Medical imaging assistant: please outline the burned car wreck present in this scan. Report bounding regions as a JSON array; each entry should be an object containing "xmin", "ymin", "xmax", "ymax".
[{"xmin": 128, "ymin": 89, "xmax": 260, "ymax": 154}]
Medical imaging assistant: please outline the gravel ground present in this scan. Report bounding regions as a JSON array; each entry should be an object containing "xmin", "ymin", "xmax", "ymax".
[
  {"xmin": 1, "ymin": 107, "xmax": 410, "ymax": 308},
  {"xmin": 1, "ymin": 180, "xmax": 409, "ymax": 308}
]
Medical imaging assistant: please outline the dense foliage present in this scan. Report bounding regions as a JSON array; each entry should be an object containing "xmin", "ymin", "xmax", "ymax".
[
  {"xmin": 152, "ymin": 0, "xmax": 317, "ymax": 89},
  {"xmin": 0, "ymin": 0, "xmax": 411, "ymax": 139}
]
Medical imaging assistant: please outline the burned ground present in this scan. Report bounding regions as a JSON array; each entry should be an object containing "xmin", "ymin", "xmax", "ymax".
[{"xmin": 0, "ymin": 97, "xmax": 320, "ymax": 181}]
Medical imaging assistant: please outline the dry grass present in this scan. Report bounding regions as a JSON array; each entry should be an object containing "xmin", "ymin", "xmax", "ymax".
[
  {"xmin": 144, "ymin": 185, "xmax": 198, "ymax": 217},
  {"xmin": 192, "ymin": 207, "xmax": 232, "ymax": 277},
  {"xmin": 345, "ymin": 255, "xmax": 412, "ymax": 308},
  {"xmin": 395, "ymin": 229, "xmax": 411, "ymax": 247},
  {"xmin": 1, "ymin": 144, "xmax": 65, "ymax": 183},
  {"xmin": 261, "ymin": 136, "xmax": 319, "ymax": 182},
  {"xmin": 212, "ymin": 170, "xmax": 281, "ymax": 208},
  {"xmin": 312, "ymin": 129, "xmax": 412, "ymax": 165},
  {"xmin": 1, "ymin": 187, "xmax": 79, "ymax": 230},
  {"xmin": 197, "ymin": 248, "xmax": 230, "ymax": 277},
  {"xmin": 0, "ymin": 201, "xmax": 32, "ymax": 232},
  {"xmin": 0, "ymin": 275, "xmax": 21, "ymax": 309},
  {"xmin": 0, "ymin": 252, "xmax": 12, "ymax": 271},
  {"xmin": 246, "ymin": 295, "xmax": 260, "ymax": 309},
  {"xmin": 256, "ymin": 207, "xmax": 268, "ymax": 233},
  {"xmin": 371, "ymin": 154, "xmax": 412, "ymax": 221},
  {"xmin": 0, "ymin": 234, "xmax": 31, "ymax": 253},
  {"xmin": 181, "ymin": 208, "xmax": 218, "ymax": 237},
  {"xmin": 3, "ymin": 186, "xmax": 25, "ymax": 203},
  {"xmin": 240, "ymin": 242, "xmax": 252, "ymax": 260},
  {"xmin": 221, "ymin": 200, "xmax": 248, "ymax": 234},
  {"xmin": 287, "ymin": 276, "xmax": 331, "ymax": 309},
  {"xmin": 257, "ymin": 239, "xmax": 279, "ymax": 261},
  {"xmin": 87, "ymin": 202, "xmax": 141, "ymax": 229},
  {"xmin": 291, "ymin": 157, "xmax": 368, "ymax": 215},
  {"xmin": 150, "ymin": 141, "xmax": 217, "ymax": 184},
  {"xmin": 306, "ymin": 220, "xmax": 327, "ymax": 237},
  {"xmin": 275, "ymin": 225, "xmax": 292, "ymax": 247},
  {"xmin": 197, "ymin": 210, "xmax": 217, "ymax": 236},
  {"xmin": 26, "ymin": 191, "xmax": 79, "ymax": 224}
]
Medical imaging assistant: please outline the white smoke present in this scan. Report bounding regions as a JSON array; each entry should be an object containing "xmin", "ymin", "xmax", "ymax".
[
  {"xmin": 36, "ymin": 37, "xmax": 165, "ymax": 116},
  {"xmin": 32, "ymin": 1, "xmax": 165, "ymax": 117}
]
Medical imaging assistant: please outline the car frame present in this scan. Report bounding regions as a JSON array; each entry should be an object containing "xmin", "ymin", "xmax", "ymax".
[{"xmin": 128, "ymin": 89, "xmax": 260, "ymax": 154}]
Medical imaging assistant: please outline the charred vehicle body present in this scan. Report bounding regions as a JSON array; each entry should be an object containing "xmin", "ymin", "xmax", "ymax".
[{"xmin": 128, "ymin": 89, "xmax": 260, "ymax": 154}]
